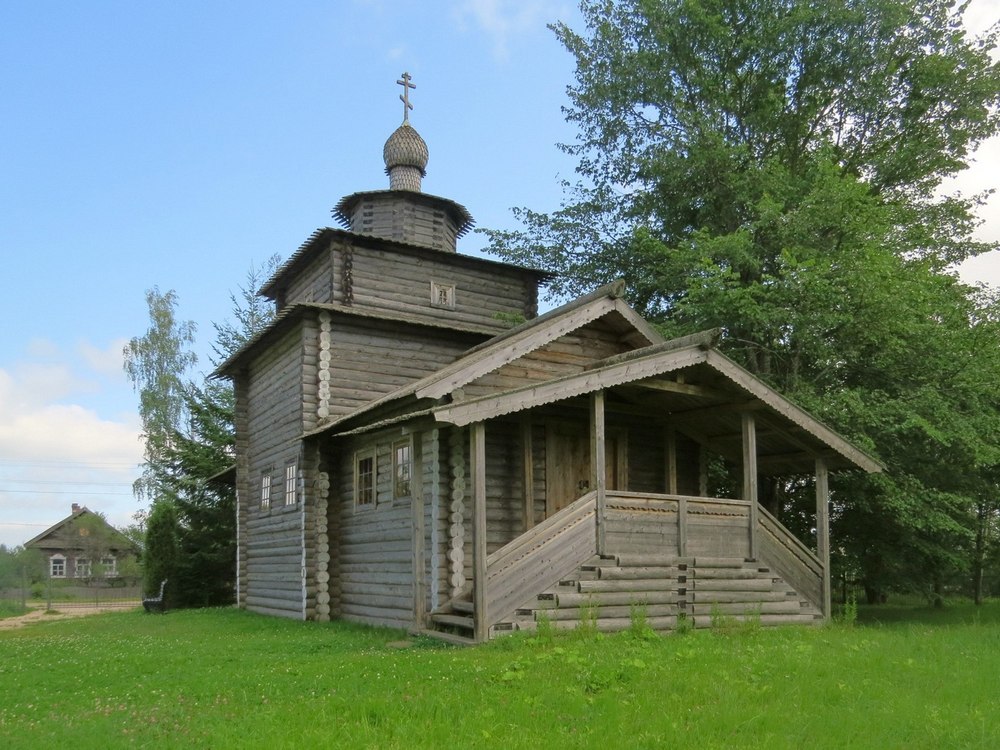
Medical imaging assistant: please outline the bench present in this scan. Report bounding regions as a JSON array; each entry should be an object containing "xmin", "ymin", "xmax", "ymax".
[{"xmin": 142, "ymin": 579, "xmax": 168, "ymax": 613}]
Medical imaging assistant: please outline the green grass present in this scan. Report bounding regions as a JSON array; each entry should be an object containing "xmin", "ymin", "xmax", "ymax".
[
  {"xmin": 0, "ymin": 600, "xmax": 28, "ymax": 619},
  {"xmin": 2, "ymin": 602, "xmax": 999, "ymax": 748}
]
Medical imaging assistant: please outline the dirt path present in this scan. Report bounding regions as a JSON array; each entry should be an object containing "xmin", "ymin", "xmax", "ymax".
[{"xmin": 0, "ymin": 605, "xmax": 137, "ymax": 630}]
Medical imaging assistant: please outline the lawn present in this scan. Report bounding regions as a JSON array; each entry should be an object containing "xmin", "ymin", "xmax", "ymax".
[{"xmin": 1, "ymin": 602, "xmax": 998, "ymax": 749}]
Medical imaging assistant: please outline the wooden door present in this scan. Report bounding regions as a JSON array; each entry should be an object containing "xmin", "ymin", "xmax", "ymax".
[{"xmin": 545, "ymin": 423, "xmax": 620, "ymax": 516}]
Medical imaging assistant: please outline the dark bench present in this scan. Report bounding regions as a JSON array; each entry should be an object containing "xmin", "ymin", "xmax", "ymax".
[{"xmin": 142, "ymin": 579, "xmax": 168, "ymax": 613}]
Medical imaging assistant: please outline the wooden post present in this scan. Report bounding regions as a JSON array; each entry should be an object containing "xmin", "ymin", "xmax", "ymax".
[
  {"xmin": 591, "ymin": 391, "xmax": 607, "ymax": 555},
  {"xmin": 665, "ymin": 426, "xmax": 685, "ymax": 556},
  {"xmin": 742, "ymin": 412, "xmax": 759, "ymax": 561},
  {"xmin": 520, "ymin": 417, "xmax": 535, "ymax": 532},
  {"xmin": 411, "ymin": 431, "xmax": 426, "ymax": 630},
  {"xmin": 698, "ymin": 444, "xmax": 709, "ymax": 497},
  {"xmin": 815, "ymin": 456, "xmax": 832, "ymax": 620},
  {"xmin": 471, "ymin": 422, "xmax": 488, "ymax": 642}
]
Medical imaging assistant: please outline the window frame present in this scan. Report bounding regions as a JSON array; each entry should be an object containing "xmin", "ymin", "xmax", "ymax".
[
  {"xmin": 260, "ymin": 471, "xmax": 272, "ymax": 510},
  {"xmin": 101, "ymin": 556, "xmax": 118, "ymax": 577},
  {"xmin": 284, "ymin": 462, "xmax": 298, "ymax": 506},
  {"xmin": 430, "ymin": 280, "xmax": 456, "ymax": 310},
  {"xmin": 76, "ymin": 557, "xmax": 91, "ymax": 578},
  {"xmin": 392, "ymin": 439, "xmax": 413, "ymax": 500},
  {"xmin": 354, "ymin": 449, "xmax": 376, "ymax": 510},
  {"xmin": 50, "ymin": 555, "xmax": 66, "ymax": 578}
]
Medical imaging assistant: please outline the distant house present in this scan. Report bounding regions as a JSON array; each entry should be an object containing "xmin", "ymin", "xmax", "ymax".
[
  {"xmin": 24, "ymin": 504, "xmax": 137, "ymax": 581},
  {"xmin": 215, "ymin": 80, "xmax": 883, "ymax": 643}
]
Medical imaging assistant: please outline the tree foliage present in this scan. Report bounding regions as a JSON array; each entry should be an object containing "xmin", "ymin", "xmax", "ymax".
[
  {"xmin": 127, "ymin": 258, "xmax": 278, "ymax": 608},
  {"xmin": 485, "ymin": 0, "xmax": 1000, "ymax": 599}
]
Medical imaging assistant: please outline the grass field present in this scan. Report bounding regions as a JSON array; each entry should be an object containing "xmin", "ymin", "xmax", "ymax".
[{"xmin": 1, "ymin": 601, "xmax": 998, "ymax": 749}]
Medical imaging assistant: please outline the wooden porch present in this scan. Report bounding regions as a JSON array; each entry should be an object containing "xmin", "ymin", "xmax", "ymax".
[{"xmin": 427, "ymin": 487, "xmax": 827, "ymax": 643}]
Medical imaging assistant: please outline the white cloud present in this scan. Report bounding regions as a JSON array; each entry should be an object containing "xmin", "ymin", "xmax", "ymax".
[
  {"xmin": 77, "ymin": 337, "xmax": 129, "ymax": 379},
  {"xmin": 453, "ymin": 0, "xmax": 571, "ymax": 61}
]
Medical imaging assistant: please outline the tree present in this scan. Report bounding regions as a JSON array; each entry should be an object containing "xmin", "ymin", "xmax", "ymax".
[
  {"xmin": 123, "ymin": 287, "xmax": 197, "ymax": 500},
  {"xmin": 126, "ymin": 259, "xmax": 278, "ymax": 607},
  {"xmin": 485, "ymin": 0, "xmax": 1000, "ymax": 599}
]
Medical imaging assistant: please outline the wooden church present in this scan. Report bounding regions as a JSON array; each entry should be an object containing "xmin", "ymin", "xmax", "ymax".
[{"xmin": 216, "ymin": 75, "xmax": 882, "ymax": 643}]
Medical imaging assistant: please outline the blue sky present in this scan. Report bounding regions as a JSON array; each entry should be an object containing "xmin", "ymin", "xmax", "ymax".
[{"xmin": 1, "ymin": 0, "xmax": 998, "ymax": 548}]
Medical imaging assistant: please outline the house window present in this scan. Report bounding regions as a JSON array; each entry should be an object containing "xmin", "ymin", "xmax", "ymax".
[
  {"xmin": 355, "ymin": 450, "xmax": 376, "ymax": 508},
  {"xmin": 393, "ymin": 441, "xmax": 412, "ymax": 499},
  {"xmin": 101, "ymin": 556, "xmax": 117, "ymax": 576},
  {"xmin": 430, "ymin": 281, "xmax": 455, "ymax": 309},
  {"xmin": 50, "ymin": 555, "xmax": 66, "ymax": 578},
  {"xmin": 260, "ymin": 472, "xmax": 272, "ymax": 510},
  {"xmin": 285, "ymin": 463, "xmax": 298, "ymax": 506},
  {"xmin": 76, "ymin": 558, "xmax": 91, "ymax": 578}
]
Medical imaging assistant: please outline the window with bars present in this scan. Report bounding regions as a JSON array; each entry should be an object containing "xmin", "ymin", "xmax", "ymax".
[
  {"xmin": 260, "ymin": 472, "xmax": 272, "ymax": 510},
  {"xmin": 355, "ymin": 451, "xmax": 375, "ymax": 508},
  {"xmin": 285, "ymin": 463, "xmax": 297, "ymax": 506}
]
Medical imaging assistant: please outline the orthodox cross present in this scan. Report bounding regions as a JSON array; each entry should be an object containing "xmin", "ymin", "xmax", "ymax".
[{"xmin": 397, "ymin": 72, "xmax": 415, "ymax": 123}]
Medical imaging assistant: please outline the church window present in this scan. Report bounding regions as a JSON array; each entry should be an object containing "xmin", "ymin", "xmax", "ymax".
[
  {"xmin": 260, "ymin": 472, "xmax": 272, "ymax": 510},
  {"xmin": 430, "ymin": 280, "xmax": 455, "ymax": 309},
  {"xmin": 285, "ymin": 463, "xmax": 298, "ymax": 506},
  {"xmin": 393, "ymin": 441, "xmax": 412, "ymax": 499},
  {"xmin": 355, "ymin": 450, "xmax": 376, "ymax": 508}
]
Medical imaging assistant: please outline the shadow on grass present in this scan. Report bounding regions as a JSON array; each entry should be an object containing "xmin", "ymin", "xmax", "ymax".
[{"xmin": 857, "ymin": 597, "xmax": 1000, "ymax": 627}]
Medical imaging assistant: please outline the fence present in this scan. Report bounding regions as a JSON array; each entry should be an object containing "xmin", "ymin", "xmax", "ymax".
[{"xmin": 0, "ymin": 568, "xmax": 141, "ymax": 615}]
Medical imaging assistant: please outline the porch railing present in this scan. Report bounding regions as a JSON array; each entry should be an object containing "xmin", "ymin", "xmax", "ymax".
[{"xmin": 485, "ymin": 491, "xmax": 597, "ymax": 625}]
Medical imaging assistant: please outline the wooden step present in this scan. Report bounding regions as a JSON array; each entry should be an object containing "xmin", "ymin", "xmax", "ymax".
[
  {"xmin": 555, "ymin": 590, "xmax": 677, "ymax": 608},
  {"xmin": 534, "ymin": 603, "xmax": 676, "ymax": 621},
  {"xmin": 514, "ymin": 615, "xmax": 678, "ymax": 633},
  {"xmin": 688, "ymin": 590, "xmax": 795, "ymax": 603},
  {"xmin": 689, "ymin": 578, "xmax": 775, "ymax": 592},
  {"xmin": 690, "ymin": 557, "xmax": 749, "ymax": 568},
  {"xmin": 430, "ymin": 613, "xmax": 474, "ymax": 630},
  {"xmin": 598, "ymin": 566, "xmax": 678, "ymax": 580},
  {"xmin": 690, "ymin": 601, "xmax": 810, "ymax": 616},
  {"xmin": 690, "ymin": 613, "xmax": 820, "ymax": 627},
  {"xmin": 420, "ymin": 629, "xmax": 477, "ymax": 646},
  {"xmin": 451, "ymin": 599, "xmax": 474, "ymax": 614},
  {"xmin": 615, "ymin": 553, "xmax": 689, "ymax": 567},
  {"xmin": 688, "ymin": 567, "xmax": 759, "ymax": 580},
  {"xmin": 578, "ymin": 578, "xmax": 680, "ymax": 594}
]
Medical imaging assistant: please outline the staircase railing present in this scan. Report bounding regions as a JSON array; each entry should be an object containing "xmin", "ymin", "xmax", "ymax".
[
  {"xmin": 485, "ymin": 491, "xmax": 598, "ymax": 626},
  {"xmin": 757, "ymin": 505, "xmax": 823, "ymax": 611}
]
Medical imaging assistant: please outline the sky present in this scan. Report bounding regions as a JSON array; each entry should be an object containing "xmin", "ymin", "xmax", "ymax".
[{"xmin": 1, "ymin": 0, "xmax": 998, "ymax": 549}]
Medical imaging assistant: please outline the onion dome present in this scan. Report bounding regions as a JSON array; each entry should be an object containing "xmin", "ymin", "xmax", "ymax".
[{"xmin": 383, "ymin": 123, "xmax": 429, "ymax": 191}]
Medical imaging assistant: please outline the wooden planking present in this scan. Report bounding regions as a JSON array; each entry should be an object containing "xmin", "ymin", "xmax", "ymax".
[
  {"xmin": 347, "ymin": 244, "xmax": 533, "ymax": 331},
  {"xmin": 282, "ymin": 242, "xmax": 336, "ymax": 305}
]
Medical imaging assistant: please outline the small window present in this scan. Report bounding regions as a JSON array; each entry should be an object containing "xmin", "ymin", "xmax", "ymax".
[
  {"xmin": 285, "ymin": 463, "xmax": 298, "ymax": 506},
  {"xmin": 50, "ymin": 555, "xmax": 66, "ymax": 578},
  {"xmin": 430, "ymin": 281, "xmax": 455, "ymax": 309},
  {"xmin": 393, "ymin": 441, "xmax": 412, "ymax": 499},
  {"xmin": 76, "ymin": 558, "xmax": 91, "ymax": 578},
  {"xmin": 355, "ymin": 450, "xmax": 376, "ymax": 508},
  {"xmin": 260, "ymin": 472, "xmax": 272, "ymax": 510},
  {"xmin": 101, "ymin": 556, "xmax": 117, "ymax": 576}
]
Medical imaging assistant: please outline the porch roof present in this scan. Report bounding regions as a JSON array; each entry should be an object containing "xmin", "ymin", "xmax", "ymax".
[{"xmin": 432, "ymin": 341, "xmax": 884, "ymax": 475}]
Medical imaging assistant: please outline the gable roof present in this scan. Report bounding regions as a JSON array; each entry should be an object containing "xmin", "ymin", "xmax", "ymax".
[
  {"xmin": 303, "ymin": 280, "xmax": 663, "ymax": 437},
  {"xmin": 24, "ymin": 507, "xmax": 135, "ymax": 552}
]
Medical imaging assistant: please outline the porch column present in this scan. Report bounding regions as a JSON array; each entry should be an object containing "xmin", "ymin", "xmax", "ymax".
[
  {"xmin": 741, "ymin": 412, "xmax": 759, "ymax": 561},
  {"xmin": 815, "ymin": 457, "xmax": 832, "ymax": 620},
  {"xmin": 470, "ymin": 421, "xmax": 488, "ymax": 642},
  {"xmin": 591, "ymin": 390, "xmax": 607, "ymax": 555},
  {"xmin": 520, "ymin": 417, "xmax": 535, "ymax": 532},
  {"xmin": 665, "ymin": 426, "xmax": 686, "ymax": 557}
]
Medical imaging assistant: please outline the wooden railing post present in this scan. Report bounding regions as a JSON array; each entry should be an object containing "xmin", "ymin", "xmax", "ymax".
[
  {"xmin": 411, "ymin": 431, "xmax": 426, "ymax": 630},
  {"xmin": 591, "ymin": 390, "xmax": 607, "ymax": 555},
  {"xmin": 520, "ymin": 417, "xmax": 534, "ymax": 532},
  {"xmin": 742, "ymin": 412, "xmax": 759, "ymax": 561},
  {"xmin": 471, "ymin": 422, "xmax": 488, "ymax": 642},
  {"xmin": 815, "ymin": 457, "xmax": 831, "ymax": 620}
]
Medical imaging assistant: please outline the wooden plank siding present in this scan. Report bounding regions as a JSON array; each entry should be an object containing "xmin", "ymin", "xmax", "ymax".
[
  {"xmin": 243, "ymin": 324, "xmax": 307, "ymax": 619},
  {"xmin": 345, "ymin": 244, "xmax": 536, "ymax": 329}
]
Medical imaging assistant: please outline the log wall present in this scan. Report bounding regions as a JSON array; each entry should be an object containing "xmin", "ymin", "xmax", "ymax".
[{"xmin": 243, "ymin": 324, "xmax": 307, "ymax": 619}]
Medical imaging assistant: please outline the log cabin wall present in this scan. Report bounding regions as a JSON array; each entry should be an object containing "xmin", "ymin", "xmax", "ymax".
[
  {"xmin": 281, "ymin": 241, "xmax": 337, "ymax": 305},
  {"xmin": 330, "ymin": 427, "xmax": 421, "ymax": 630},
  {"xmin": 314, "ymin": 316, "xmax": 482, "ymax": 423},
  {"xmin": 345, "ymin": 242, "xmax": 538, "ymax": 329},
  {"xmin": 242, "ymin": 324, "xmax": 307, "ymax": 619}
]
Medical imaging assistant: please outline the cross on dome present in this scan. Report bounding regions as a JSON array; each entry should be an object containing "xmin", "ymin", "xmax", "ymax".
[{"xmin": 397, "ymin": 72, "xmax": 415, "ymax": 123}]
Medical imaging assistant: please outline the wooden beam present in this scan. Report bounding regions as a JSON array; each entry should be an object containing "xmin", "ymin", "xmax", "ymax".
[
  {"xmin": 520, "ymin": 417, "xmax": 534, "ymax": 532},
  {"xmin": 634, "ymin": 378, "xmax": 730, "ymax": 399},
  {"xmin": 471, "ymin": 422, "xmax": 488, "ymax": 642},
  {"xmin": 816, "ymin": 457, "xmax": 831, "ymax": 620},
  {"xmin": 698, "ymin": 443, "xmax": 709, "ymax": 497},
  {"xmin": 411, "ymin": 431, "xmax": 426, "ymax": 630},
  {"xmin": 664, "ymin": 426, "xmax": 678, "ymax": 495},
  {"xmin": 591, "ymin": 391, "xmax": 607, "ymax": 555},
  {"xmin": 742, "ymin": 412, "xmax": 759, "ymax": 561}
]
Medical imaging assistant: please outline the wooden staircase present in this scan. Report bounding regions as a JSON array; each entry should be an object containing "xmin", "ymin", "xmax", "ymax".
[{"xmin": 496, "ymin": 553, "xmax": 822, "ymax": 634}]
